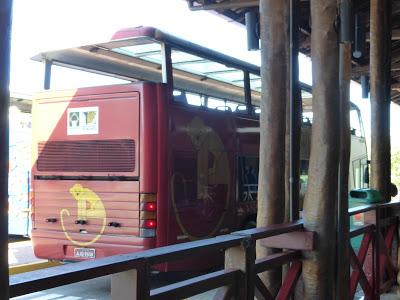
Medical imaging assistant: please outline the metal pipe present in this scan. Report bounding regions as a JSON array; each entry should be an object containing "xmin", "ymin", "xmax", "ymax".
[
  {"xmin": 0, "ymin": 0, "xmax": 12, "ymax": 298},
  {"xmin": 245, "ymin": 10, "xmax": 259, "ymax": 51},
  {"xmin": 339, "ymin": 0, "xmax": 353, "ymax": 43},
  {"xmin": 161, "ymin": 43, "xmax": 173, "ymax": 85},
  {"xmin": 289, "ymin": 0, "xmax": 300, "ymax": 222},
  {"xmin": 44, "ymin": 59, "xmax": 52, "ymax": 90},
  {"xmin": 243, "ymin": 71, "xmax": 252, "ymax": 114},
  {"xmin": 361, "ymin": 75, "xmax": 369, "ymax": 98},
  {"xmin": 353, "ymin": 13, "xmax": 366, "ymax": 58}
]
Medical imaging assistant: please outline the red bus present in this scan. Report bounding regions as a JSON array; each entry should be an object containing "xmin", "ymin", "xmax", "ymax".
[{"xmin": 31, "ymin": 27, "xmax": 365, "ymax": 267}]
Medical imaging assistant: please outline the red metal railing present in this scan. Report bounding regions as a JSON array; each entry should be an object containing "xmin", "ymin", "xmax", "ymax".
[{"xmin": 349, "ymin": 200, "xmax": 400, "ymax": 299}]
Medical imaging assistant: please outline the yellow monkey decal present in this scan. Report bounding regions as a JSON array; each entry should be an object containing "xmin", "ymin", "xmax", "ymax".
[{"xmin": 60, "ymin": 184, "xmax": 107, "ymax": 246}]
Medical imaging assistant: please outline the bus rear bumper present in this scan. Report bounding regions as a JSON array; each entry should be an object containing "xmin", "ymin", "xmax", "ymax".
[{"xmin": 31, "ymin": 230, "xmax": 156, "ymax": 261}]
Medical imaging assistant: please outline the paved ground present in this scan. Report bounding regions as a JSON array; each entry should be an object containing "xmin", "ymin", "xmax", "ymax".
[
  {"xmin": 9, "ymin": 240, "xmax": 217, "ymax": 299},
  {"xmin": 12, "ymin": 275, "xmax": 218, "ymax": 300},
  {"xmin": 9, "ymin": 240, "xmax": 44, "ymax": 266}
]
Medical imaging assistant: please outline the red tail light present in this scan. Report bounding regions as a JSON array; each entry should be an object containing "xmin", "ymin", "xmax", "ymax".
[
  {"xmin": 143, "ymin": 202, "xmax": 157, "ymax": 212},
  {"xmin": 142, "ymin": 219, "xmax": 157, "ymax": 229}
]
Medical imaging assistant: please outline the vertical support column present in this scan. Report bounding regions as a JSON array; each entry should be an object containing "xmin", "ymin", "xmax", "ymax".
[
  {"xmin": 111, "ymin": 270, "xmax": 139, "ymax": 300},
  {"xmin": 111, "ymin": 259, "xmax": 150, "ymax": 300},
  {"xmin": 224, "ymin": 237, "xmax": 255, "ymax": 300},
  {"xmin": 0, "ymin": 0, "xmax": 12, "ymax": 298},
  {"xmin": 370, "ymin": 0, "xmax": 391, "ymax": 202},
  {"xmin": 257, "ymin": 0, "xmax": 288, "ymax": 295},
  {"xmin": 289, "ymin": 0, "xmax": 301, "ymax": 222},
  {"xmin": 302, "ymin": 0, "xmax": 340, "ymax": 299},
  {"xmin": 337, "ymin": 2, "xmax": 352, "ymax": 299},
  {"xmin": 337, "ymin": 15, "xmax": 352, "ymax": 300}
]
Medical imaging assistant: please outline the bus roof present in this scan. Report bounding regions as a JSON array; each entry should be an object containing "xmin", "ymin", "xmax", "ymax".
[{"xmin": 32, "ymin": 26, "xmax": 313, "ymax": 105}]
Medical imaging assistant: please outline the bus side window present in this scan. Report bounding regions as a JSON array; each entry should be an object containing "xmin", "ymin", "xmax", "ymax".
[
  {"xmin": 173, "ymin": 90, "xmax": 187, "ymax": 104},
  {"xmin": 173, "ymin": 90, "xmax": 206, "ymax": 107},
  {"xmin": 237, "ymin": 156, "xmax": 259, "ymax": 202}
]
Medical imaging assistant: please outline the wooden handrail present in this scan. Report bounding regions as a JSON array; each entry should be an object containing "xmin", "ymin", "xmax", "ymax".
[
  {"xmin": 348, "ymin": 199, "xmax": 400, "ymax": 216},
  {"xmin": 232, "ymin": 220, "xmax": 304, "ymax": 240},
  {"xmin": 10, "ymin": 221, "xmax": 305, "ymax": 298},
  {"xmin": 13, "ymin": 200, "xmax": 400, "ymax": 299},
  {"xmin": 348, "ymin": 204, "xmax": 377, "ymax": 216}
]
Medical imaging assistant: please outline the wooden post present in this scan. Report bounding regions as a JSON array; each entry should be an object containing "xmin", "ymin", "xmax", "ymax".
[
  {"xmin": 336, "ymin": 40, "xmax": 352, "ymax": 300},
  {"xmin": 111, "ymin": 270, "xmax": 139, "ymax": 300},
  {"xmin": 224, "ymin": 237, "xmax": 255, "ymax": 300},
  {"xmin": 0, "ymin": 0, "xmax": 12, "ymax": 299},
  {"xmin": 302, "ymin": 0, "xmax": 340, "ymax": 298},
  {"xmin": 257, "ymin": 0, "xmax": 288, "ymax": 295},
  {"xmin": 370, "ymin": 0, "xmax": 391, "ymax": 202},
  {"xmin": 111, "ymin": 260, "xmax": 150, "ymax": 300},
  {"xmin": 336, "ymin": 1, "xmax": 352, "ymax": 299}
]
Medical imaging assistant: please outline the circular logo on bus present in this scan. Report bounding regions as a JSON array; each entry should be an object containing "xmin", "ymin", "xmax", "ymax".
[{"xmin": 171, "ymin": 117, "xmax": 231, "ymax": 240}]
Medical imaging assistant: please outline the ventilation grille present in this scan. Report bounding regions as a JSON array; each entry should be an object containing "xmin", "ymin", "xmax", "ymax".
[{"xmin": 37, "ymin": 139, "xmax": 136, "ymax": 172}]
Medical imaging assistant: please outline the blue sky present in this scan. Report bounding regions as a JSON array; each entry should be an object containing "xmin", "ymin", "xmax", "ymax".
[{"xmin": 9, "ymin": 0, "xmax": 400, "ymax": 152}]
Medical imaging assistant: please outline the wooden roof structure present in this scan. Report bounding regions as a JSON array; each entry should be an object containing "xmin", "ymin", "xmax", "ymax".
[{"xmin": 187, "ymin": 0, "xmax": 400, "ymax": 105}]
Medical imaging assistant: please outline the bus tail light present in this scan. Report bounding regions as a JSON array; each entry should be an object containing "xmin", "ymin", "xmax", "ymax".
[
  {"xmin": 142, "ymin": 219, "xmax": 157, "ymax": 229},
  {"xmin": 139, "ymin": 193, "xmax": 157, "ymax": 238},
  {"xmin": 143, "ymin": 202, "xmax": 157, "ymax": 212}
]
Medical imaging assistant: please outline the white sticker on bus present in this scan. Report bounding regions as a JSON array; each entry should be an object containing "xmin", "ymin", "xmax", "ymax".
[{"xmin": 67, "ymin": 107, "xmax": 99, "ymax": 135}]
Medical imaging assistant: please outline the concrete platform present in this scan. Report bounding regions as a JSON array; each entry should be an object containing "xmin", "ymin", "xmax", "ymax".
[{"xmin": 9, "ymin": 240, "xmax": 42, "ymax": 267}]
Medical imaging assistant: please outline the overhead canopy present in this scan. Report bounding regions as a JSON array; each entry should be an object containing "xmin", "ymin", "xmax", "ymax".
[
  {"xmin": 33, "ymin": 26, "xmax": 311, "ymax": 106},
  {"xmin": 187, "ymin": 0, "xmax": 400, "ymax": 105}
]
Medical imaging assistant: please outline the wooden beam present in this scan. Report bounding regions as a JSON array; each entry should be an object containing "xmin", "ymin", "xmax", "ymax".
[
  {"xmin": 260, "ymin": 231, "xmax": 315, "ymax": 250},
  {"xmin": 302, "ymin": 0, "xmax": 340, "ymax": 298},
  {"xmin": 352, "ymin": 61, "xmax": 400, "ymax": 76},
  {"xmin": 367, "ymin": 29, "xmax": 400, "ymax": 41},
  {"xmin": 0, "ymin": 0, "xmax": 12, "ymax": 298},
  {"xmin": 391, "ymin": 83, "xmax": 400, "ymax": 90}
]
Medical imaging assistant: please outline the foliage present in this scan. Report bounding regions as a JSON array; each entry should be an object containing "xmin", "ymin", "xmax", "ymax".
[{"xmin": 392, "ymin": 151, "xmax": 400, "ymax": 192}]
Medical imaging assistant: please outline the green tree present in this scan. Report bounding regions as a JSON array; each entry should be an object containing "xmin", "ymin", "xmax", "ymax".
[{"xmin": 392, "ymin": 151, "xmax": 400, "ymax": 192}]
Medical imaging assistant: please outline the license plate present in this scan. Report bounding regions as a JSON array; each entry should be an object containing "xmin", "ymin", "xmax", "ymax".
[{"xmin": 74, "ymin": 248, "xmax": 96, "ymax": 259}]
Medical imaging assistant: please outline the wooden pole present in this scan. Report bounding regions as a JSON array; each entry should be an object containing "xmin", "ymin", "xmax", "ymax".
[
  {"xmin": 289, "ymin": 0, "xmax": 301, "ymax": 222},
  {"xmin": 336, "ymin": 42, "xmax": 352, "ymax": 300},
  {"xmin": 257, "ymin": 0, "xmax": 288, "ymax": 295},
  {"xmin": 302, "ymin": 0, "xmax": 340, "ymax": 298},
  {"xmin": 370, "ymin": 0, "xmax": 391, "ymax": 202},
  {"xmin": 336, "ymin": 2, "xmax": 352, "ymax": 299},
  {"xmin": 0, "ymin": 0, "xmax": 12, "ymax": 298}
]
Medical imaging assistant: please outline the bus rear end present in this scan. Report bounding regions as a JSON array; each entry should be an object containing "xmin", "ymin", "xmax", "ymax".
[{"xmin": 31, "ymin": 83, "xmax": 159, "ymax": 261}]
